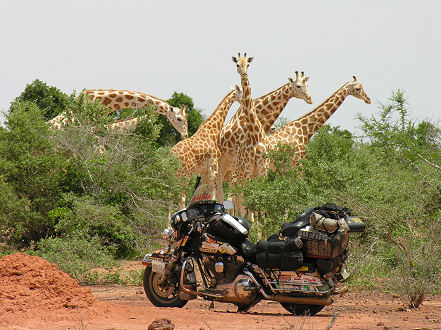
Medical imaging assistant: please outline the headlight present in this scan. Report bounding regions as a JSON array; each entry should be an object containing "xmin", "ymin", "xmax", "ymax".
[
  {"xmin": 162, "ymin": 228, "xmax": 174, "ymax": 240},
  {"xmin": 171, "ymin": 210, "xmax": 188, "ymax": 230}
]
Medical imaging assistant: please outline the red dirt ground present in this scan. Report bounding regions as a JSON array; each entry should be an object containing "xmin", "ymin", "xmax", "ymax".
[{"xmin": 1, "ymin": 253, "xmax": 440, "ymax": 330}]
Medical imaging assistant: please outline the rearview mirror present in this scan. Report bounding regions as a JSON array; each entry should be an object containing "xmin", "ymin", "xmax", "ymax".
[{"xmin": 223, "ymin": 200, "xmax": 234, "ymax": 210}]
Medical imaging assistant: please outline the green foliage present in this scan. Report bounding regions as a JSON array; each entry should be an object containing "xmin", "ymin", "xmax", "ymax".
[
  {"xmin": 82, "ymin": 267, "xmax": 143, "ymax": 285},
  {"xmin": 0, "ymin": 91, "xmax": 181, "ymax": 262},
  {"xmin": 37, "ymin": 234, "xmax": 117, "ymax": 281},
  {"xmin": 0, "ymin": 101, "xmax": 67, "ymax": 246},
  {"xmin": 12, "ymin": 79, "xmax": 69, "ymax": 120},
  {"xmin": 358, "ymin": 89, "xmax": 441, "ymax": 168}
]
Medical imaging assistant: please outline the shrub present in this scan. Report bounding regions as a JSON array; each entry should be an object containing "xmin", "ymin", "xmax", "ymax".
[{"xmin": 37, "ymin": 234, "xmax": 116, "ymax": 281}]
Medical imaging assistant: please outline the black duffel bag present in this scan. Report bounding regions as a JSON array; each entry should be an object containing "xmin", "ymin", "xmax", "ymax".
[{"xmin": 255, "ymin": 239, "xmax": 303, "ymax": 270}]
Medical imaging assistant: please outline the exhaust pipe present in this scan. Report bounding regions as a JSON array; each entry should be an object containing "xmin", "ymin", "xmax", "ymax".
[{"xmin": 273, "ymin": 295, "xmax": 333, "ymax": 306}]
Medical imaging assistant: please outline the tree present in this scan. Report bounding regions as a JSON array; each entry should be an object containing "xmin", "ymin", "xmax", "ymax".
[
  {"xmin": 11, "ymin": 79, "xmax": 69, "ymax": 120},
  {"xmin": 0, "ymin": 101, "xmax": 67, "ymax": 246},
  {"xmin": 47, "ymin": 94, "xmax": 182, "ymax": 256}
]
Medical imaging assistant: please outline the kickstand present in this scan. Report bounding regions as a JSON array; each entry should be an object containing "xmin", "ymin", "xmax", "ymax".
[{"xmin": 208, "ymin": 301, "xmax": 215, "ymax": 310}]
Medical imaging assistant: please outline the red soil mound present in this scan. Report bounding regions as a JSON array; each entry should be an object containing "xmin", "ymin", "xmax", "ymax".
[{"xmin": 0, "ymin": 253, "xmax": 109, "ymax": 327}]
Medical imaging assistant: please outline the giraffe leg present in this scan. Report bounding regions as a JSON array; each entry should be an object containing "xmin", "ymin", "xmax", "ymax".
[
  {"xmin": 214, "ymin": 173, "xmax": 224, "ymax": 204},
  {"xmin": 208, "ymin": 158, "xmax": 223, "ymax": 203},
  {"xmin": 178, "ymin": 176, "xmax": 191, "ymax": 209},
  {"xmin": 179, "ymin": 192, "xmax": 186, "ymax": 210}
]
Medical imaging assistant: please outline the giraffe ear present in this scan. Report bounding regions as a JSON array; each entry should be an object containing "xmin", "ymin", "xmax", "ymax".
[
  {"xmin": 304, "ymin": 77, "xmax": 309, "ymax": 82},
  {"xmin": 232, "ymin": 56, "xmax": 238, "ymax": 63},
  {"xmin": 353, "ymin": 76, "xmax": 357, "ymax": 81},
  {"xmin": 248, "ymin": 57, "xmax": 254, "ymax": 63},
  {"xmin": 288, "ymin": 77, "xmax": 294, "ymax": 83},
  {"xmin": 181, "ymin": 105, "xmax": 187, "ymax": 112}
]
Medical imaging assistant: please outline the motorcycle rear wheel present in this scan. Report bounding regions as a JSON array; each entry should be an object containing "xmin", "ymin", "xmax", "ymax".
[
  {"xmin": 280, "ymin": 303, "xmax": 325, "ymax": 316},
  {"xmin": 143, "ymin": 267, "xmax": 187, "ymax": 308}
]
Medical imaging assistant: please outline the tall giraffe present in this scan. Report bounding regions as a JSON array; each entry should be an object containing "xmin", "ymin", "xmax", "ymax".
[
  {"xmin": 255, "ymin": 71, "xmax": 312, "ymax": 133},
  {"xmin": 219, "ymin": 70, "xmax": 312, "ymax": 181},
  {"xmin": 48, "ymin": 89, "xmax": 188, "ymax": 139},
  {"xmin": 172, "ymin": 85, "xmax": 243, "ymax": 205},
  {"xmin": 230, "ymin": 53, "xmax": 269, "ymax": 183},
  {"xmin": 265, "ymin": 76, "xmax": 371, "ymax": 165}
]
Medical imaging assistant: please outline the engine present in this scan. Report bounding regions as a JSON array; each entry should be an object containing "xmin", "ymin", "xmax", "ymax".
[{"xmin": 199, "ymin": 233, "xmax": 245, "ymax": 285}]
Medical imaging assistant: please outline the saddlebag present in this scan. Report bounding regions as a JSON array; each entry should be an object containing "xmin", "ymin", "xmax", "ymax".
[
  {"xmin": 254, "ymin": 239, "xmax": 303, "ymax": 270},
  {"xmin": 298, "ymin": 227, "xmax": 349, "ymax": 259}
]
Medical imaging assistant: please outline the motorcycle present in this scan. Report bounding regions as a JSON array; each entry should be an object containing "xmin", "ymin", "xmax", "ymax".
[{"xmin": 141, "ymin": 185, "xmax": 365, "ymax": 316}]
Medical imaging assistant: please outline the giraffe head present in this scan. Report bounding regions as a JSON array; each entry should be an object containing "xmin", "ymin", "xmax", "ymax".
[
  {"xmin": 288, "ymin": 71, "xmax": 312, "ymax": 104},
  {"xmin": 167, "ymin": 105, "xmax": 189, "ymax": 139},
  {"xmin": 232, "ymin": 84, "xmax": 243, "ymax": 102},
  {"xmin": 345, "ymin": 76, "xmax": 371, "ymax": 104},
  {"xmin": 232, "ymin": 52, "xmax": 253, "ymax": 77}
]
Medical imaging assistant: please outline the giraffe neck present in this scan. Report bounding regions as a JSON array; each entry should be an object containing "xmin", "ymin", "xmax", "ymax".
[
  {"xmin": 194, "ymin": 88, "xmax": 239, "ymax": 136},
  {"xmin": 240, "ymin": 75, "xmax": 266, "ymax": 145},
  {"xmin": 254, "ymin": 83, "xmax": 293, "ymax": 132},
  {"xmin": 240, "ymin": 76, "xmax": 253, "ymax": 112},
  {"xmin": 85, "ymin": 90, "xmax": 171, "ymax": 116},
  {"xmin": 281, "ymin": 85, "xmax": 348, "ymax": 141}
]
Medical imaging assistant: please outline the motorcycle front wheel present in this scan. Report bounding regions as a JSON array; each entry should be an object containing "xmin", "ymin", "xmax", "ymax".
[
  {"xmin": 280, "ymin": 303, "xmax": 325, "ymax": 316},
  {"xmin": 143, "ymin": 267, "xmax": 187, "ymax": 308}
]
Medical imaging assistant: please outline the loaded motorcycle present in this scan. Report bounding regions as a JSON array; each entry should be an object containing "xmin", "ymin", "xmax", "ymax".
[{"xmin": 141, "ymin": 185, "xmax": 365, "ymax": 316}]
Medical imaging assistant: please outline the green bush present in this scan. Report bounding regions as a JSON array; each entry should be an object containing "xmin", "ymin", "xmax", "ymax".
[
  {"xmin": 0, "ymin": 91, "xmax": 181, "ymax": 260},
  {"xmin": 11, "ymin": 79, "xmax": 68, "ymax": 120},
  {"xmin": 0, "ymin": 101, "xmax": 67, "ymax": 246},
  {"xmin": 37, "ymin": 234, "xmax": 116, "ymax": 281}
]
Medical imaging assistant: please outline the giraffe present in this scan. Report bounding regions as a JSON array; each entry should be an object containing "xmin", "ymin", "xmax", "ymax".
[
  {"xmin": 255, "ymin": 70, "xmax": 312, "ymax": 133},
  {"xmin": 219, "ymin": 70, "xmax": 312, "ymax": 181},
  {"xmin": 265, "ymin": 76, "xmax": 371, "ymax": 165},
  {"xmin": 222, "ymin": 53, "xmax": 272, "ymax": 219},
  {"xmin": 48, "ymin": 89, "xmax": 188, "ymax": 139},
  {"xmin": 171, "ymin": 85, "xmax": 243, "ymax": 206},
  {"xmin": 230, "ymin": 52, "xmax": 269, "ymax": 183}
]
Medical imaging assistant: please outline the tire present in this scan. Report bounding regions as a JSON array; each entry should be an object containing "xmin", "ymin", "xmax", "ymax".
[
  {"xmin": 280, "ymin": 303, "xmax": 325, "ymax": 316},
  {"xmin": 143, "ymin": 267, "xmax": 187, "ymax": 308}
]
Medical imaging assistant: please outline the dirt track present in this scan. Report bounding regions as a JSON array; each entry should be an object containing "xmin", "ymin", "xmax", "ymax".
[
  {"xmin": 87, "ymin": 285, "xmax": 441, "ymax": 330},
  {"xmin": 2, "ymin": 284, "xmax": 440, "ymax": 329},
  {"xmin": 1, "ymin": 254, "xmax": 440, "ymax": 329}
]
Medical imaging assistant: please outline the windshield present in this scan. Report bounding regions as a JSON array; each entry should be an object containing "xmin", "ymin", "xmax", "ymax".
[{"xmin": 188, "ymin": 183, "xmax": 216, "ymax": 206}]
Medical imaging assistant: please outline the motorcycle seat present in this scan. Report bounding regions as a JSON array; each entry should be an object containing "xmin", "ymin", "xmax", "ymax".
[
  {"xmin": 280, "ymin": 206, "xmax": 314, "ymax": 237},
  {"xmin": 280, "ymin": 218, "xmax": 310, "ymax": 237}
]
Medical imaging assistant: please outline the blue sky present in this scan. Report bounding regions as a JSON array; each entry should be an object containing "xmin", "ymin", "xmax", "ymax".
[{"xmin": 1, "ymin": 0, "xmax": 440, "ymax": 133}]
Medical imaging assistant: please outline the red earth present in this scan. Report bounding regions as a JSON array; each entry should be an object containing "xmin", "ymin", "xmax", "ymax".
[{"xmin": 1, "ymin": 253, "xmax": 440, "ymax": 330}]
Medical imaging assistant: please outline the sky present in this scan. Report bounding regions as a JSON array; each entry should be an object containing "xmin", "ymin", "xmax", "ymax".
[{"xmin": 1, "ymin": 0, "xmax": 440, "ymax": 134}]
